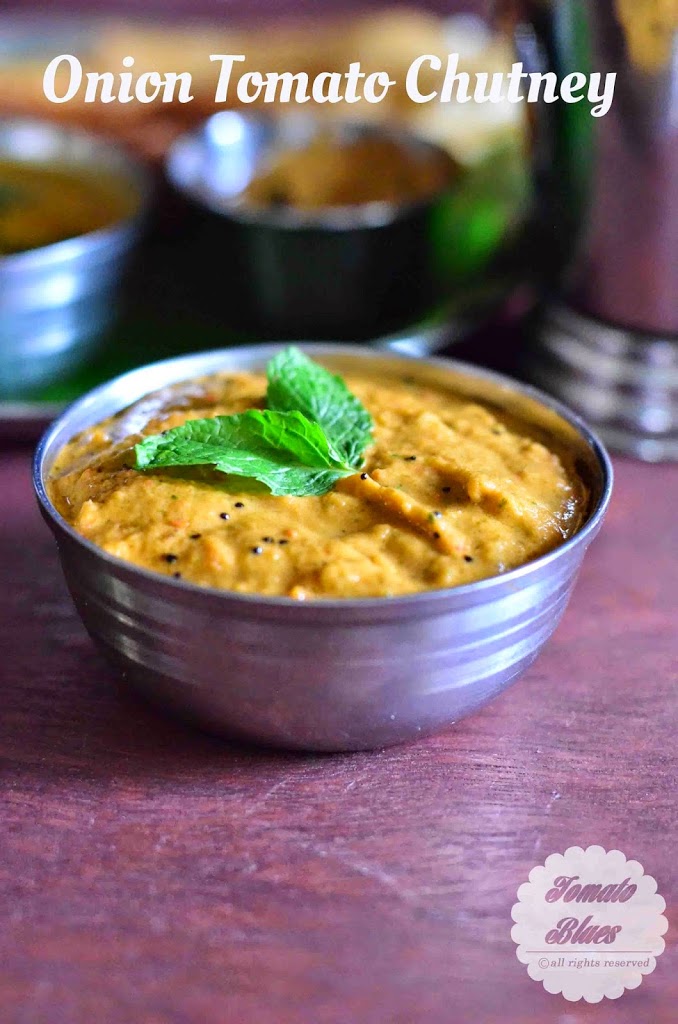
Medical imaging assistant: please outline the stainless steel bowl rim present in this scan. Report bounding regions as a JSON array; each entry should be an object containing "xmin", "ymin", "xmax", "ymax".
[
  {"xmin": 0, "ymin": 117, "xmax": 152, "ymax": 271},
  {"xmin": 34, "ymin": 342, "xmax": 614, "ymax": 616},
  {"xmin": 165, "ymin": 112, "xmax": 454, "ymax": 232}
]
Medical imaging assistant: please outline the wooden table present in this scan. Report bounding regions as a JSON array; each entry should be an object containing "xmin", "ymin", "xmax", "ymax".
[{"xmin": 1, "ymin": 403, "xmax": 676, "ymax": 1023}]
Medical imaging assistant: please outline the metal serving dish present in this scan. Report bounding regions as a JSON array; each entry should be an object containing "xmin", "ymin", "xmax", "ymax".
[
  {"xmin": 34, "ymin": 345, "xmax": 613, "ymax": 752},
  {"xmin": 165, "ymin": 113, "xmax": 454, "ymax": 341},
  {"xmin": 0, "ymin": 118, "xmax": 150, "ymax": 396}
]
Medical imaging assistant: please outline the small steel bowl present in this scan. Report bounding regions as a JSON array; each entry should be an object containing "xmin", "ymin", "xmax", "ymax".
[
  {"xmin": 0, "ymin": 118, "xmax": 150, "ymax": 396},
  {"xmin": 34, "ymin": 345, "xmax": 613, "ymax": 752},
  {"xmin": 165, "ymin": 112, "xmax": 454, "ymax": 340}
]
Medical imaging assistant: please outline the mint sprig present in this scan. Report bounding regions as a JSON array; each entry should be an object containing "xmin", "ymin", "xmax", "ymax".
[
  {"xmin": 134, "ymin": 348, "xmax": 373, "ymax": 497},
  {"xmin": 267, "ymin": 347, "xmax": 373, "ymax": 467}
]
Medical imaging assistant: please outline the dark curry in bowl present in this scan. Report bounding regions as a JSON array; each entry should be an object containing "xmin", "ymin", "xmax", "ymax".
[{"xmin": 0, "ymin": 159, "xmax": 132, "ymax": 256}]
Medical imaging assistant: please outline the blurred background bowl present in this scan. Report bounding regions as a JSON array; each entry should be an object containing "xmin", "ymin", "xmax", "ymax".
[
  {"xmin": 0, "ymin": 118, "xmax": 150, "ymax": 396},
  {"xmin": 0, "ymin": 10, "xmax": 533, "ymax": 435},
  {"xmin": 34, "ymin": 344, "xmax": 612, "ymax": 752},
  {"xmin": 165, "ymin": 112, "xmax": 458, "ymax": 340}
]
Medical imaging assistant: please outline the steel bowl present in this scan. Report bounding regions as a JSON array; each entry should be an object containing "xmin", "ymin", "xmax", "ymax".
[
  {"xmin": 165, "ymin": 112, "xmax": 455, "ymax": 341},
  {"xmin": 0, "ymin": 118, "xmax": 150, "ymax": 396},
  {"xmin": 34, "ymin": 344, "xmax": 613, "ymax": 752}
]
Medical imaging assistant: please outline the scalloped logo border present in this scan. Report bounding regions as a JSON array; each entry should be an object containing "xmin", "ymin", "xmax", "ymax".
[{"xmin": 511, "ymin": 846, "xmax": 667, "ymax": 1002}]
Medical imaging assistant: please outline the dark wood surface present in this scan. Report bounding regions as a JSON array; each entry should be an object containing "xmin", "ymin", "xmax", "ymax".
[{"xmin": 1, "ymin": 429, "xmax": 677, "ymax": 1022}]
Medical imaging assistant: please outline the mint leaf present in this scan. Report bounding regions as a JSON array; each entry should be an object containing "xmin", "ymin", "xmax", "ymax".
[
  {"xmin": 267, "ymin": 347, "xmax": 373, "ymax": 467},
  {"xmin": 133, "ymin": 350, "xmax": 374, "ymax": 497},
  {"xmin": 134, "ymin": 408, "xmax": 355, "ymax": 497}
]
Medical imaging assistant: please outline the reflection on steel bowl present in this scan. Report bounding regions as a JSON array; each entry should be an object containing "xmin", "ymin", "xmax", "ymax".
[
  {"xmin": 34, "ymin": 344, "xmax": 613, "ymax": 752},
  {"xmin": 165, "ymin": 113, "xmax": 457, "ymax": 340},
  {"xmin": 0, "ymin": 118, "xmax": 150, "ymax": 396}
]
